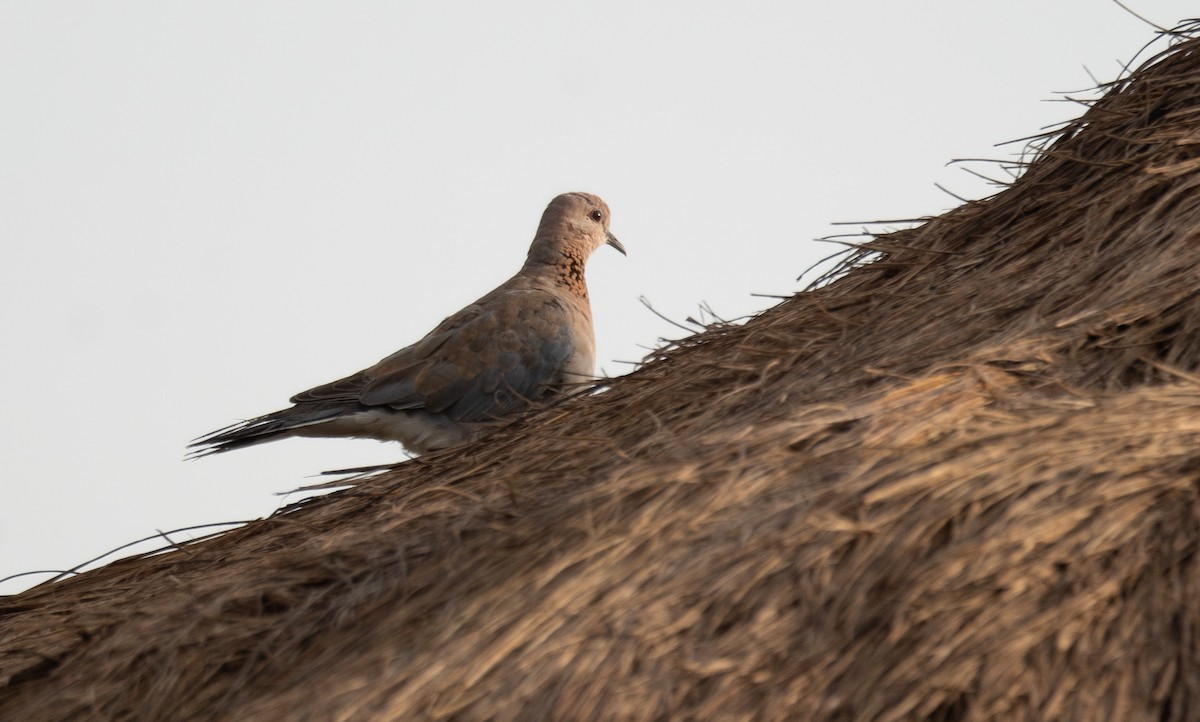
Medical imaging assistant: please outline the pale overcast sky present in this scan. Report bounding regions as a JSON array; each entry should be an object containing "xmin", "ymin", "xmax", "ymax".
[{"xmin": 2, "ymin": 2, "xmax": 1195, "ymax": 593}]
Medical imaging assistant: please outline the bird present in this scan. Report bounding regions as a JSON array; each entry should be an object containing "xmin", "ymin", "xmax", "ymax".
[{"xmin": 190, "ymin": 191, "xmax": 625, "ymax": 457}]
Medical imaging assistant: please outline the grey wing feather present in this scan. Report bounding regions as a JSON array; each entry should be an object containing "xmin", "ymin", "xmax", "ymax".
[
  {"xmin": 290, "ymin": 370, "xmax": 370, "ymax": 404},
  {"xmin": 358, "ymin": 292, "xmax": 576, "ymax": 422},
  {"xmin": 287, "ymin": 305, "xmax": 486, "ymax": 408}
]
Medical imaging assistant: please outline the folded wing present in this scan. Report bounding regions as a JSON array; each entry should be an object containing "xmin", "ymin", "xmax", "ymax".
[{"xmin": 293, "ymin": 289, "xmax": 578, "ymax": 422}]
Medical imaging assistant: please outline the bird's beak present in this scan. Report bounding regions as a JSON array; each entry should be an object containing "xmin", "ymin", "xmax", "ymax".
[{"xmin": 605, "ymin": 231, "xmax": 626, "ymax": 256}]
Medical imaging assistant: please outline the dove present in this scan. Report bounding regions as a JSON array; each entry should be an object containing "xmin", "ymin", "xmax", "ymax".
[{"xmin": 190, "ymin": 192, "xmax": 624, "ymax": 457}]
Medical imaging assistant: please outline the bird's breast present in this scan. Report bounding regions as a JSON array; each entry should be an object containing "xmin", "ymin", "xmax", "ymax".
[{"xmin": 560, "ymin": 306, "xmax": 596, "ymax": 383}]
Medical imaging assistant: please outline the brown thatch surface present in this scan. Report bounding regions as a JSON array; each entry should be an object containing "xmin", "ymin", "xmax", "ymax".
[{"xmin": 6, "ymin": 26, "xmax": 1200, "ymax": 722}]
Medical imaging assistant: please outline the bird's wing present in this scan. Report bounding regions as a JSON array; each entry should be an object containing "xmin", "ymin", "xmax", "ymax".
[
  {"xmin": 289, "ymin": 370, "xmax": 372, "ymax": 404},
  {"xmin": 292, "ymin": 289, "xmax": 578, "ymax": 422}
]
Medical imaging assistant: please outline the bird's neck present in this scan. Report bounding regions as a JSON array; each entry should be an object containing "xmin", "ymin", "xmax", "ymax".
[
  {"xmin": 523, "ymin": 238, "xmax": 591, "ymax": 301},
  {"xmin": 553, "ymin": 248, "xmax": 589, "ymax": 299}
]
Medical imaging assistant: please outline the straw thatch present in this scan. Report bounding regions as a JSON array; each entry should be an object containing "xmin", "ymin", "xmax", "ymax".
[{"xmin": 5, "ymin": 25, "xmax": 1200, "ymax": 722}]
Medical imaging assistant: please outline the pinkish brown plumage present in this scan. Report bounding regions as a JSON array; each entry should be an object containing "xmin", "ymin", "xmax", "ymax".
[{"xmin": 191, "ymin": 192, "xmax": 624, "ymax": 457}]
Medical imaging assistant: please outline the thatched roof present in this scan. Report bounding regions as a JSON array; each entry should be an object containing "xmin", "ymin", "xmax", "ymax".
[{"xmin": 7, "ymin": 25, "xmax": 1200, "ymax": 722}]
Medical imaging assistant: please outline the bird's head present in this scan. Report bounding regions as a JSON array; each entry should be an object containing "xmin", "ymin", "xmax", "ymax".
[{"xmin": 533, "ymin": 192, "xmax": 625, "ymax": 260}]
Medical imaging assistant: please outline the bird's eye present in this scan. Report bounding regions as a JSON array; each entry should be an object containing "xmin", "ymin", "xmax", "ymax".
[{"xmin": 590, "ymin": 210, "xmax": 603, "ymax": 222}]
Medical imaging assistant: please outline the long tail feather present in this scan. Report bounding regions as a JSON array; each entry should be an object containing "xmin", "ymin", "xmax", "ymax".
[{"xmin": 187, "ymin": 404, "xmax": 350, "ymax": 458}]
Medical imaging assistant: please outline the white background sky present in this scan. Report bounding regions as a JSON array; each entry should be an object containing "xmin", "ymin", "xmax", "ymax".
[{"xmin": 2, "ymin": 2, "xmax": 1195, "ymax": 594}]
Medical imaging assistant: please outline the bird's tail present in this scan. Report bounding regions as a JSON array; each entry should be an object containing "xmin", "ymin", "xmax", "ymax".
[{"xmin": 187, "ymin": 404, "xmax": 349, "ymax": 458}]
